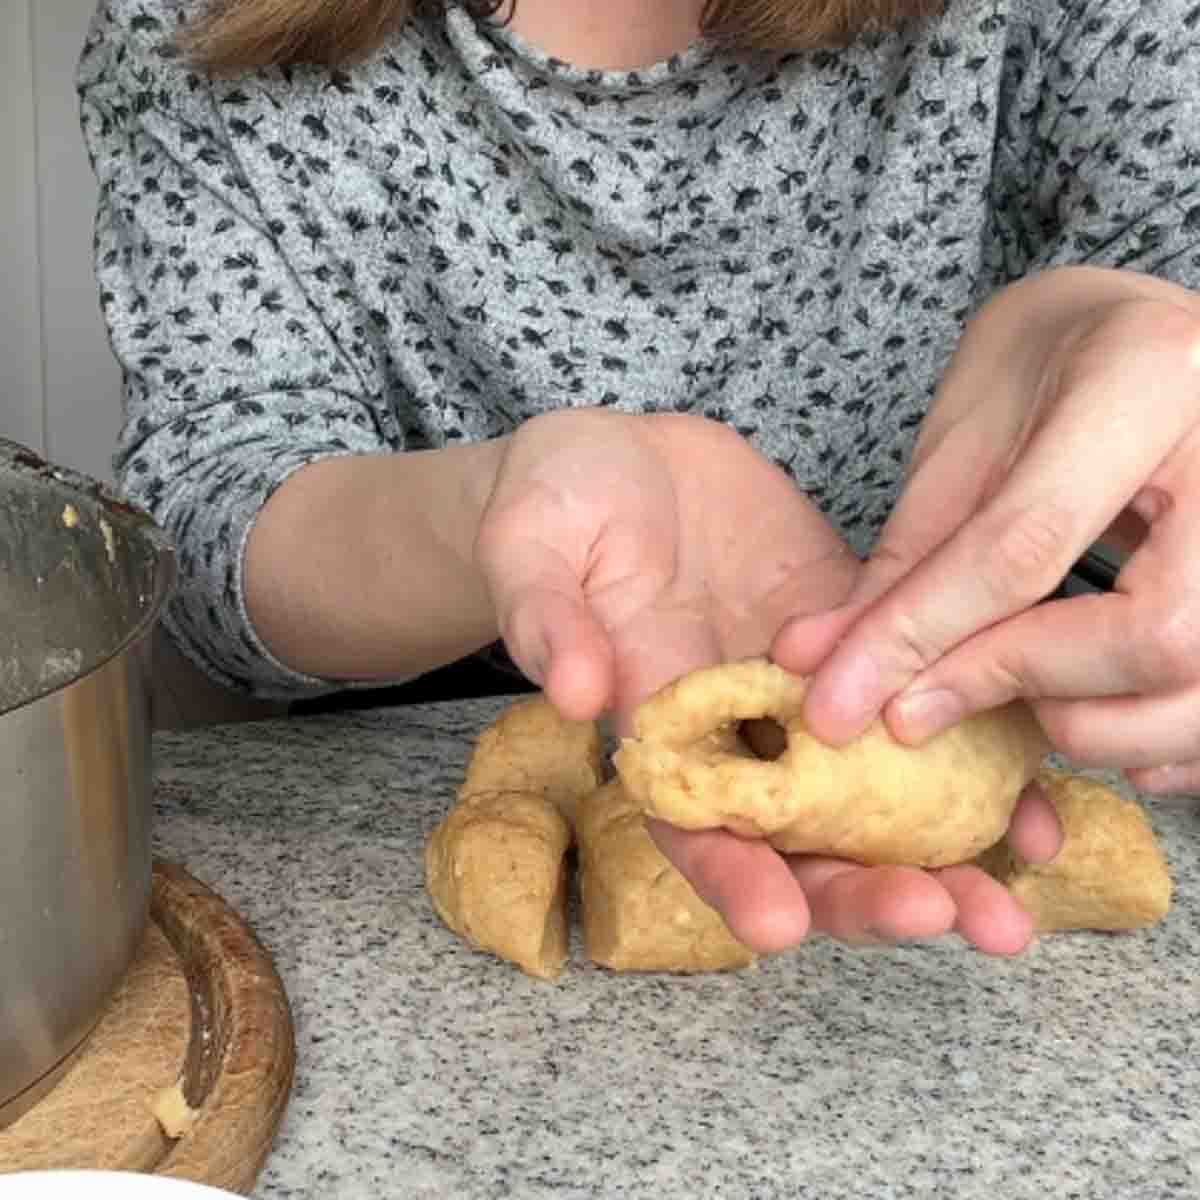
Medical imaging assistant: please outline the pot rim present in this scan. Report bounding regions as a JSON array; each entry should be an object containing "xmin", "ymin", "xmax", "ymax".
[{"xmin": 0, "ymin": 438, "xmax": 176, "ymax": 716}]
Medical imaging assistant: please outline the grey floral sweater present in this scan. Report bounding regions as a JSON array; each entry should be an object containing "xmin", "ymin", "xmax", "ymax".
[{"xmin": 78, "ymin": 0, "xmax": 1200, "ymax": 697}]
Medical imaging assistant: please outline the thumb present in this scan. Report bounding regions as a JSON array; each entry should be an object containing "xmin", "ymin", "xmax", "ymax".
[
  {"xmin": 476, "ymin": 523, "xmax": 616, "ymax": 723},
  {"xmin": 504, "ymin": 581, "xmax": 615, "ymax": 722}
]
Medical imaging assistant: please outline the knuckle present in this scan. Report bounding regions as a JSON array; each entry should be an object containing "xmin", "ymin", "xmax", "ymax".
[
  {"xmin": 1108, "ymin": 298, "xmax": 1200, "ymax": 363},
  {"xmin": 1059, "ymin": 299, "xmax": 1200, "ymax": 391},
  {"xmin": 888, "ymin": 610, "xmax": 949, "ymax": 674},
  {"xmin": 977, "ymin": 652, "xmax": 1030, "ymax": 703},
  {"xmin": 981, "ymin": 505, "xmax": 1074, "ymax": 603},
  {"xmin": 1040, "ymin": 706, "xmax": 1100, "ymax": 765},
  {"xmin": 1136, "ymin": 602, "xmax": 1200, "ymax": 688}
]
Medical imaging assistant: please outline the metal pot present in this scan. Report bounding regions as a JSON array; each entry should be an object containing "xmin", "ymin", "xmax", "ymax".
[{"xmin": 0, "ymin": 440, "xmax": 174, "ymax": 1127}]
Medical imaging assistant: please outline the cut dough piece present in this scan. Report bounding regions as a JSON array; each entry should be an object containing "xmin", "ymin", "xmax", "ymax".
[
  {"xmin": 577, "ymin": 780, "xmax": 756, "ymax": 974},
  {"xmin": 615, "ymin": 658, "xmax": 1050, "ymax": 867},
  {"xmin": 425, "ymin": 790, "xmax": 571, "ymax": 980},
  {"xmin": 976, "ymin": 769, "xmax": 1172, "ymax": 932},
  {"xmin": 462, "ymin": 694, "xmax": 605, "ymax": 829}
]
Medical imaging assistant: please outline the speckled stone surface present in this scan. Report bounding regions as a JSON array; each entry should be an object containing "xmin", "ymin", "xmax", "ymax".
[{"xmin": 151, "ymin": 701, "xmax": 1200, "ymax": 1199}]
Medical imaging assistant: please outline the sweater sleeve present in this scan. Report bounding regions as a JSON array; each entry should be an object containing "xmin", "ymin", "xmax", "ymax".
[
  {"xmin": 987, "ymin": 0, "xmax": 1200, "ymax": 288},
  {"xmin": 78, "ymin": 1, "xmax": 396, "ymax": 698}
]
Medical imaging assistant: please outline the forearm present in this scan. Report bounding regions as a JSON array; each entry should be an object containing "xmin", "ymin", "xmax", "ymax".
[{"xmin": 245, "ymin": 440, "xmax": 507, "ymax": 682}]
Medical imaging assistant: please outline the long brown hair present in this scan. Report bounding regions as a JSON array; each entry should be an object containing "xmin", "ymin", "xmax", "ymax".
[{"xmin": 182, "ymin": 0, "xmax": 941, "ymax": 74}]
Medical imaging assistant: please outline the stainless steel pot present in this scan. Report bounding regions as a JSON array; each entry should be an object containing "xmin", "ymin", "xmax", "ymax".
[{"xmin": 0, "ymin": 440, "xmax": 174, "ymax": 1127}]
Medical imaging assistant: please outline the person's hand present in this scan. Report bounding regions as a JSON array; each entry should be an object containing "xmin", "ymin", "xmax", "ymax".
[
  {"xmin": 477, "ymin": 408, "xmax": 858, "ymax": 723},
  {"xmin": 774, "ymin": 265, "xmax": 1200, "ymax": 797},
  {"xmin": 475, "ymin": 408, "xmax": 1044, "ymax": 956}
]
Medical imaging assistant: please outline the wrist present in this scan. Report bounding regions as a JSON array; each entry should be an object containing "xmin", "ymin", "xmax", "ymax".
[
  {"xmin": 245, "ymin": 438, "xmax": 511, "ymax": 683},
  {"xmin": 429, "ymin": 434, "xmax": 509, "ymax": 578}
]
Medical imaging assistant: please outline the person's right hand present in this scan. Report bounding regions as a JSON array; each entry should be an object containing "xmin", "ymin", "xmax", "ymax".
[{"xmin": 474, "ymin": 408, "xmax": 1052, "ymax": 957}]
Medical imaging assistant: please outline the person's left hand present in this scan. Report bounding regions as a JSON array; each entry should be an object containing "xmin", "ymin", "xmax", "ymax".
[{"xmin": 774, "ymin": 265, "xmax": 1200, "ymax": 797}]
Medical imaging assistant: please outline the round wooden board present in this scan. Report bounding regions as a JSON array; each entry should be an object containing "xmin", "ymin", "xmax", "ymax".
[{"xmin": 0, "ymin": 861, "xmax": 295, "ymax": 1195}]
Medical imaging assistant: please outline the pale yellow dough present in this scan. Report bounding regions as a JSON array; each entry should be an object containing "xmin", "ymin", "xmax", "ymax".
[
  {"xmin": 429, "ymin": 682, "xmax": 1171, "ymax": 982},
  {"xmin": 615, "ymin": 657, "xmax": 1050, "ymax": 867},
  {"xmin": 424, "ymin": 694, "xmax": 602, "ymax": 979},
  {"xmin": 461, "ymin": 693, "xmax": 606, "ymax": 829},
  {"xmin": 425, "ymin": 789, "xmax": 572, "ymax": 980},
  {"xmin": 577, "ymin": 780, "xmax": 756, "ymax": 974},
  {"xmin": 976, "ymin": 768, "xmax": 1172, "ymax": 931}
]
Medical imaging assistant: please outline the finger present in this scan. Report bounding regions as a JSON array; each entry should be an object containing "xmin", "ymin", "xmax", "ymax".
[
  {"xmin": 931, "ymin": 864, "xmax": 1035, "ymax": 956},
  {"xmin": 477, "ymin": 510, "xmax": 615, "ymax": 721},
  {"xmin": 1005, "ymin": 779, "xmax": 1063, "ymax": 864},
  {"xmin": 1126, "ymin": 760, "xmax": 1200, "ymax": 796},
  {"xmin": 1030, "ymin": 684, "xmax": 1200, "ymax": 769},
  {"xmin": 647, "ymin": 821, "xmax": 812, "ymax": 953},
  {"xmin": 788, "ymin": 858, "xmax": 957, "ymax": 944},
  {"xmin": 1008, "ymin": 777, "xmax": 1065, "ymax": 864},
  {"xmin": 746, "ymin": 545, "xmax": 860, "ymax": 670},
  {"xmin": 773, "ymin": 320, "xmax": 1062, "ymax": 679},
  {"xmin": 773, "ymin": 420, "xmax": 1008, "ymax": 676},
  {"xmin": 501, "ymin": 582, "xmax": 615, "ymax": 721},
  {"xmin": 792, "ymin": 858, "xmax": 1035, "ymax": 955},
  {"xmin": 602, "ymin": 607, "xmax": 723, "ymax": 736},
  {"xmin": 884, "ymin": 593, "xmax": 1132, "ymax": 742},
  {"xmin": 771, "ymin": 606, "xmax": 858, "ymax": 678},
  {"xmin": 889, "ymin": 480, "xmax": 1200, "ymax": 742},
  {"xmin": 802, "ymin": 301, "xmax": 1199, "ymax": 744}
]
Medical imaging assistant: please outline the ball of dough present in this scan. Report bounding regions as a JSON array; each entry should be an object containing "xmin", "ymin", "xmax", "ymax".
[
  {"xmin": 614, "ymin": 658, "xmax": 1050, "ymax": 867},
  {"xmin": 577, "ymin": 780, "xmax": 756, "ymax": 974},
  {"xmin": 975, "ymin": 769, "xmax": 1172, "ymax": 932},
  {"xmin": 425, "ymin": 790, "xmax": 571, "ymax": 980},
  {"xmin": 462, "ymin": 694, "xmax": 605, "ymax": 829}
]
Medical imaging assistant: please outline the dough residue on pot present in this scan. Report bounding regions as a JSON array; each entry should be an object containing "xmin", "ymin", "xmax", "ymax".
[{"xmin": 151, "ymin": 1079, "xmax": 201, "ymax": 1139}]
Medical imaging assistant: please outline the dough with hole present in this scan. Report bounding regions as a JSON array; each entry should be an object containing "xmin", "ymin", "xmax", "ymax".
[{"xmin": 614, "ymin": 657, "xmax": 1050, "ymax": 866}]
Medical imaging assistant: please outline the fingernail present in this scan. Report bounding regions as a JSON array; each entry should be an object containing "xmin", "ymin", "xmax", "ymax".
[
  {"xmin": 841, "ymin": 928, "xmax": 888, "ymax": 950},
  {"xmin": 845, "ymin": 926, "xmax": 920, "ymax": 950},
  {"xmin": 894, "ymin": 688, "xmax": 964, "ymax": 741}
]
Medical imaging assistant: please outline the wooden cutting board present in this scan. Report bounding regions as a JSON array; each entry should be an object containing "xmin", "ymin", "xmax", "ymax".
[{"xmin": 0, "ymin": 861, "xmax": 295, "ymax": 1195}]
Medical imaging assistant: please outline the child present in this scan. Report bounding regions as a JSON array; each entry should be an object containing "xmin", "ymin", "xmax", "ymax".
[{"xmin": 79, "ymin": 0, "xmax": 1200, "ymax": 953}]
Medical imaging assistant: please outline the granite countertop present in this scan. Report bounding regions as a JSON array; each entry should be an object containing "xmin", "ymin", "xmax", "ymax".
[{"xmin": 152, "ymin": 699, "xmax": 1200, "ymax": 1199}]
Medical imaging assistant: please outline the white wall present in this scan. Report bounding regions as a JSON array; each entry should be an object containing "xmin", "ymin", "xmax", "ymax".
[
  {"xmin": 0, "ymin": 0, "xmax": 122, "ymax": 482},
  {"xmin": 0, "ymin": 0, "xmax": 46, "ymax": 456}
]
